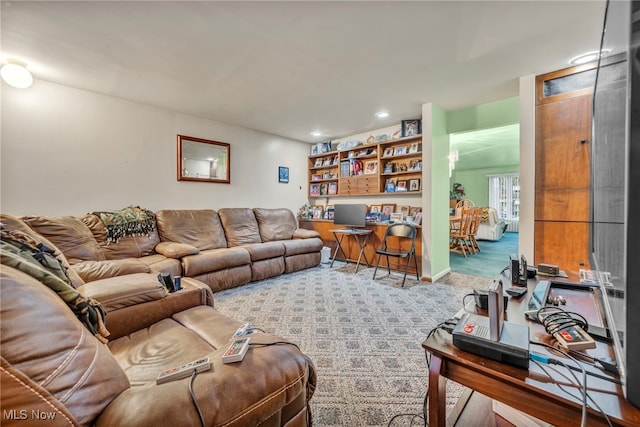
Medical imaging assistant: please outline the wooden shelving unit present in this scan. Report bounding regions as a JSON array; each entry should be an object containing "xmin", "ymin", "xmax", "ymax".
[{"xmin": 307, "ymin": 135, "xmax": 422, "ymax": 197}]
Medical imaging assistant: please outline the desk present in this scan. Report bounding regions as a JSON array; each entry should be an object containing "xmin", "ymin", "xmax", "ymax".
[
  {"xmin": 422, "ymin": 274, "xmax": 640, "ymax": 426},
  {"xmin": 329, "ymin": 228, "xmax": 373, "ymax": 273}
]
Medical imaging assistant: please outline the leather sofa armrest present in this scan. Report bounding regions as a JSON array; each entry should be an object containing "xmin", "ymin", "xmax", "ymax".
[
  {"xmin": 78, "ymin": 273, "xmax": 167, "ymax": 312},
  {"xmin": 101, "ymin": 278, "xmax": 215, "ymax": 340},
  {"xmin": 155, "ymin": 241, "xmax": 200, "ymax": 258},
  {"xmin": 293, "ymin": 228, "xmax": 320, "ymax": 239},
  {"xmin": 72, "ymin": 259, "xmax": 151, "ymax": 282}
]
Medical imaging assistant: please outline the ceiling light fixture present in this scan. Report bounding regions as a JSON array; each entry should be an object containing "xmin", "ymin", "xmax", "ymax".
[
  {"xmin": 374, "ymin": 111, "xmax": 389, "ymax": 119},
  {"xmin": 569, "ymin": 49, "xmax": 610, "ymax": 65},
  {"xmin": 310, "ymin": 131, "xmax": 323, "ymax": 137},
  {"xmin": 0, "ymin": 59, "xmax": 33, "ymax": 89}
]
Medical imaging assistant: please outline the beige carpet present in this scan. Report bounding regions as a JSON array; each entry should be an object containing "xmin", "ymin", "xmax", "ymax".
[{"xmin": 214, "ymin": 263, "xmax": 493, "ymax": 426}]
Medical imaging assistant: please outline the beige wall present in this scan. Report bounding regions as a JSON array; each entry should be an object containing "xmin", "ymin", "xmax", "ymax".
[{"xmin": 1, "ymin": 80, "xmax": 311, "ymax": 216}]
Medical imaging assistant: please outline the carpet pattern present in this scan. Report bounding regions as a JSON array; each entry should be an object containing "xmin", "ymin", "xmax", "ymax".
[
  {"xmin": 449, "ymin": 232, "xmax": 518, "ymax": 278},
  {"xmin": 214, "ymin": 264, "xmax": 493, "ymax": 426}
]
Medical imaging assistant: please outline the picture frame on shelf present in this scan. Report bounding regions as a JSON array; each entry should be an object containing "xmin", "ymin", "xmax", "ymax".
[
  {"xmin": 311, "ymin": 145, "xmax": 318, "ymax": 155},
  {"xmin": 409, "ymin": 178, "xmax": 421, "ymax": 191},
  {"xmin": 397, "ymin": 205, "xmax": 410, "ymax": 217},
  {"xmin": 408, "ymin": 142, "xmax": 421, "ymax": 153},
  {"xmin": 396, "ymin": 180, "xmax": 408, "ymax": 192},
  {"xmin": 414, "ymin": 212, "xmax": 423, "ymax": 225},
  {"xmin": 310, "ymin": 183, "xmax": 320, "ymax": 196},
  {"xmin": 324, "ymin": 205, "xmax": 335, "ymax": 220},
  {"xmin": 383, "ymin": 147, "xmax": 394, "ymax": 157},
  {"xmin": 383, "ymin": 162, "xmax": 394, "ymax": 173},
  {"xmin": 320, "ymin": 183, "xmax": 328, "ymax": 195},
  {"xmin": 390, "ymin": 212, "xmax": 404, "ymax": 223},
  {"xmin": 369, "ymin": 204, "xmax": 382, "ymax": 214},
  {"xmin": 409, "ymin": 206, "xmax": 422, "ymax": 217},
  {"xmin": 340, "ymin": 160, "xmax": 350, "ymax": 177},
  {"xmin": 401, "ymin": 119, "xmax": 421, "ymax": 137},
  {"xmin": 314, "ymin": 159, "xmax": 323, "ymax": 168},
  {"xmin": 278, "ymin": 166, "xmax": 289, "ymax": 183},
  {"xmin": 323, "ymin": 157, "xmax": 333, "ymax": 166},
  {"xmin": 381, "ymin": 204, "xmax": 396, "ymax": 220},
  {"xmin": 312, "ymin": 206, "xmax": 324, "ymax": 219},
  {"xmin": 364, "ymin": 160, "xmax": 378, "ymax": 174},
  {"xmin": 393, "ymin": 146, "xmax": 407, "ymax": 156},
  {"xmin": 385, "ymin": 177, "xmax": 397, "ymax": 193},
  {"xmin": 328, "ymin": 181, "xmax": 338, "ymax": 195},
  {"xmin": 312, "ymin": 173, "xmax": 322, "ymax": 181}
]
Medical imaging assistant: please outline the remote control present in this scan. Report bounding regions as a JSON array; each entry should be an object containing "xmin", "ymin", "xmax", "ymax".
[
  {"xmin": 506, "ymin": 287, "xmax": 528, "ymax": 298},
  {"xmin": 156, "ymin": 357, "xmax": 211, "ymax": 384},
  {"xmin": 232, "ymin": 323, "xmax": 252, "ymax": 339},
  {"xmin": 222, "ymin": 338, "xmax": 251, "ymax": 363},
  {"xmin": 554, "ymin": 325, "xmax": 596, "ymax": 351}
]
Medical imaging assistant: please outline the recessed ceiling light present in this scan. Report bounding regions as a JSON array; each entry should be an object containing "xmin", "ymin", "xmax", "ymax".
[
  {"xmin": 569, "ymin": 50, "xmax": 610, "ymax": 65},
  {"xmin": 310, "ymin": 131, "xmax": 323, "ymax": 137},
  {"xmin": 374, "ymin": 111, "xmax": 389, "ymax": 118},
  {"xmin": 0, "ymin": 59, "xmax": 33, "ymax": 89}
]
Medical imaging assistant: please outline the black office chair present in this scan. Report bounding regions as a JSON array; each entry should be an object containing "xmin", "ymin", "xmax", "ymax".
[{"xmin": 372, "ymin": 223, "xmax": 419, "ymax": 287}]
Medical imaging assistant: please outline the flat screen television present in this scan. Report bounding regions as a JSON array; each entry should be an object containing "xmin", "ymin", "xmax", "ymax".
[
  {"xmin": 332, "ymin": 204, "xmax": 366, "ymax": 228},
  {"xmin": 590, "ymin": 0, "xmax": 639, "ymax": 409}
]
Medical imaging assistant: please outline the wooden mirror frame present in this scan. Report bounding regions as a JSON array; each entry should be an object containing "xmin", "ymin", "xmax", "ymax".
[{"xmin": 177, "ymin": 135, "xmax": 230, "ymax": 183}]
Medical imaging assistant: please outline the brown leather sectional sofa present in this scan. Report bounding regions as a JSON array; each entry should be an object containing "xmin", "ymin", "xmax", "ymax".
[{"xmin": 0, "ymin": 208, "xmax": 320, "ymax": 426}]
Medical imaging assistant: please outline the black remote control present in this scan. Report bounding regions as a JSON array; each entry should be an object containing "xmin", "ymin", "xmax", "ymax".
[{"xmin": 506, "ymin": 286, "xmax": 528, "ymax": 298}]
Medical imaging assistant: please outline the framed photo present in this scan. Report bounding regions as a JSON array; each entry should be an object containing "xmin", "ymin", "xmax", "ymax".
[
  {"xmin": 278, "ymin": 166, "xmax": 289, "ymax": 183},
  {"xmin": 314, "ymin": 159, "xmax": 323, "ymax": 168},
  {"xmin": 409, "ymin": 206, "xmax": 422, "ymax": 217},
  {"xmin": 324, "ymin": 205, "xmax": 335, "ymax": 220},
  {"xmin": 312, "ymin": 206, "xmax": 324, "ymax": 219},
  {"xmin": 320, "ymin": 183, "xmax": 328, "ymax": 195},
  {"xmin": 364, "ymin": 160, "xmax": 378, "ymax": 174},
  {"xmin": 369, "ymin": 204, "xmax": 382, "ymax": 214},
  {"xmin": 310, "ymin": 183, "xmax": 320, "ymax": 196},
  {"xmin": 396, "ymin": 180, "xmax": 408, "ymax": 192},
  {"xmin": 409, "ymin": 178, "xmax": 421, "ymax": 191},
  {"xmin": 383, "ymin": 147, "xmax": 394, "ymax": 157},
  {"xmin": 323, "ymin": 171, "xmax": 331, "ymax": 180},
  {"xmin": 385, "ymin": 177, "xmax": 397, "ymax": 193},
  {"xmin": 397, "ymin": 205, "xmax": 410, "ymax": 216},
  {"xmin": 311, "ymin": 145, "xmax": 318, "ymax": 155},
  {"xmin": 381, "ymin": 204, "xmax": 396, "ymax": 219},
  {"xmin": 383, "ymin": 162, "xmax": 394, "ymax": 173},
  {"xmin": 393, "ymin": 146, "xmax": 407, "ymax": 156},
  {"xmin": 401, "ymin": 119, "xmax": 422, "ymax": 137},
  {"xmin": 328, "ymin": 181, "xmax": 338, "ymax": 195},
  {"xmin": 414, "ymin": 212, "xmax": 423, "ymax": 225},
  {"xmin": 312, "ymin": 173, "xmax": 322, "ymax": 181},
  {"xmin": 408, "ymin": 142, "xmax": 421, "ymax": 153},
  {"xmin": 390, "ymin": 212, "xmax": 404, "ymax": 223}
]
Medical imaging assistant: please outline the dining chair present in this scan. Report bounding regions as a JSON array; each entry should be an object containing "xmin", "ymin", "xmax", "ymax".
[
  {"xmin": 466, "ymin": 207, "xmax": 484, "ymax": 254},
  {"xmin": 450, "ymin": 207, "xmax": 473, "ymax": 257},
  {"xmin": 372, "ymin": 223, "xmax": 419, "ymax": 287}
]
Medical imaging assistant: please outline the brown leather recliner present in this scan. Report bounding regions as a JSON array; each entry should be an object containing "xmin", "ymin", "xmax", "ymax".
[{"xmin": 0, "ymin": 264, "xmax": 316, "ymax": 427}]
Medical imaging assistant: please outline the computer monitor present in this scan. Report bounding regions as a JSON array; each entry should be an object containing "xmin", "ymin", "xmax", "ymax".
[{"xmin": 332, "ymin": 204, "xmax": 366, "ymax": 228}]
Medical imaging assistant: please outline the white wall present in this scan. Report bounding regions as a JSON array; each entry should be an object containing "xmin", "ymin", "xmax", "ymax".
[{"xmin": 1, "ymin": 80, "xmax": 311, "ymax": 216}]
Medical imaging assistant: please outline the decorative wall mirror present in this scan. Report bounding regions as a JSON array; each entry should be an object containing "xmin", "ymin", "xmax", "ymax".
[{"xmin": 177, "ymin": 135, "xmax": 230, "ymax": 183}]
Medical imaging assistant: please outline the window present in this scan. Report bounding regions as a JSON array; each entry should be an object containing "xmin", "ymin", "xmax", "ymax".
[{"xmin": 489, "ymin": 174, "xmax": 520, "ymax": 222}]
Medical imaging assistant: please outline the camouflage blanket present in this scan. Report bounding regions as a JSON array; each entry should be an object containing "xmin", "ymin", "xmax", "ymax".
[
  {"xmin": 90, "ymin": 205, "xmax": 155, "ymax": 243},
  {"xmin": 0, "ymin": 230, "xmax": 109, "ymax": 343}
]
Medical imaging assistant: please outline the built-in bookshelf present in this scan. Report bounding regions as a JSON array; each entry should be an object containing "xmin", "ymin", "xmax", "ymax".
[{"xmin": 307, "ymin": 135, "xmax": 422, "ymax": 197}]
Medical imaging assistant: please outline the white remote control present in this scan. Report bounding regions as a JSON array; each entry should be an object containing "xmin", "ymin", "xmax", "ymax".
[
  {"xmin": 156, "ymin": 357, "xmax": 211, "ymax": 384},
  {"xmin": 232, "ymin": 323, "xmax": 252, "ymax": 340},
  {"xmin": 222, "ymin": 338, "xmax": 251, "ymax": 363}
]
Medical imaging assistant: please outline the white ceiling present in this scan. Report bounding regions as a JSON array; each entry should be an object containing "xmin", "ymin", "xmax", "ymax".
[{"xmin": 1, "ymin": 1, "xmax": 605, "ymax": 144}]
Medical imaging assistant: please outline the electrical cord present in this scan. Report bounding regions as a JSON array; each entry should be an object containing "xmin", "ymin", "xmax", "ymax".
[
  {"xmin": 530, "ymin": 343, "xmax": 613, "ymax": 427},
  {"xmin": 536, "ymin": 306, "xmax": 589, "ymax": 336},
  {"xmin": 189, "ymin": 370, "xmax": 206, "ymax": 427}
]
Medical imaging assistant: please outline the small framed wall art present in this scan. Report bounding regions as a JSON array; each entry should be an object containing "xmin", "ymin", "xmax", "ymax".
[
  {"xmin": 278, "ymin": 166, "xmax": 289, "ymax": 183},
  {"xmin": 401, "ymin": 119, "xmax": 421, "ymax": 137}
]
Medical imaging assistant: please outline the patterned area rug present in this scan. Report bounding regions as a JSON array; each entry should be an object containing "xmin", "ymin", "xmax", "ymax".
[{"xmin": 214, "ymin": 263, "xmax": 493, "ymax": 426}]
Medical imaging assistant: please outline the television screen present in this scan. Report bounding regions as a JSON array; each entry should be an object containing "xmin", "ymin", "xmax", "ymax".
[
  {"xmin": 590, "ymin": 0, "xmax": 639, "ymax": 408},
  {"xmin": 333, "ymin": 204, "xmax": 366, "ymax": 228}
]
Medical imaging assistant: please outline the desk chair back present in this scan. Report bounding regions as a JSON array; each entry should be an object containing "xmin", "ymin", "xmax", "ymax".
[{"xmin": 373, "ymin": 223, "xmax": 419, "ymax": 287}]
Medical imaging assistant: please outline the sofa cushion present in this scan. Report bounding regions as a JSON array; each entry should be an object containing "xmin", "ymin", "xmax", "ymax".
[
  {"xmin": 21, "ymin": 215, "xmax": 106, "ymax": 264},
  {"xmin": 243, "ymin": 241, "xmax": 286, "ymax": 262},
  {"xmin": 138, "ymin": 254, "xmax": 182, "ymax": 277},
  {"xmin": 253, "ymin": 208, "xmax": 297, "ymax": 242},
  {"xmin": 218, "ymin": 208, "xmax": 262, "ymax": 247},
  {"xmin": 293, "ymin": 228, "xmax": 321, "ymax": 239},
  {"xmin": 181, "ymin": 247, "xmax": 251, "ymax": 277},
  {"xmin": 0, "ymin": 213, "xmax": 85, "ymax": 288},
  {"xmin": 155, "ymin": 241, "xmax": 200, "ymax": 259},
  {"xmin": 1, "ymin": 266, "xmax": 130, "ymax": 426},
  {"xmin": 81, "ymin": 213, "xmax": 160, "ymax": 260},
  {"xmin": 156, "ymin": 209, "xmax": 227, "ymax": 250},
  {"xmin": 282, "ymin": 237, "xmax": 324, "ymax": 256},
  {"xmin": 78, "ymin": 273, "xmax": 167, "ymax": 312},
  {"xmin": 71, "ymin": 259, "xmax": 151, "ymax": 283}
]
